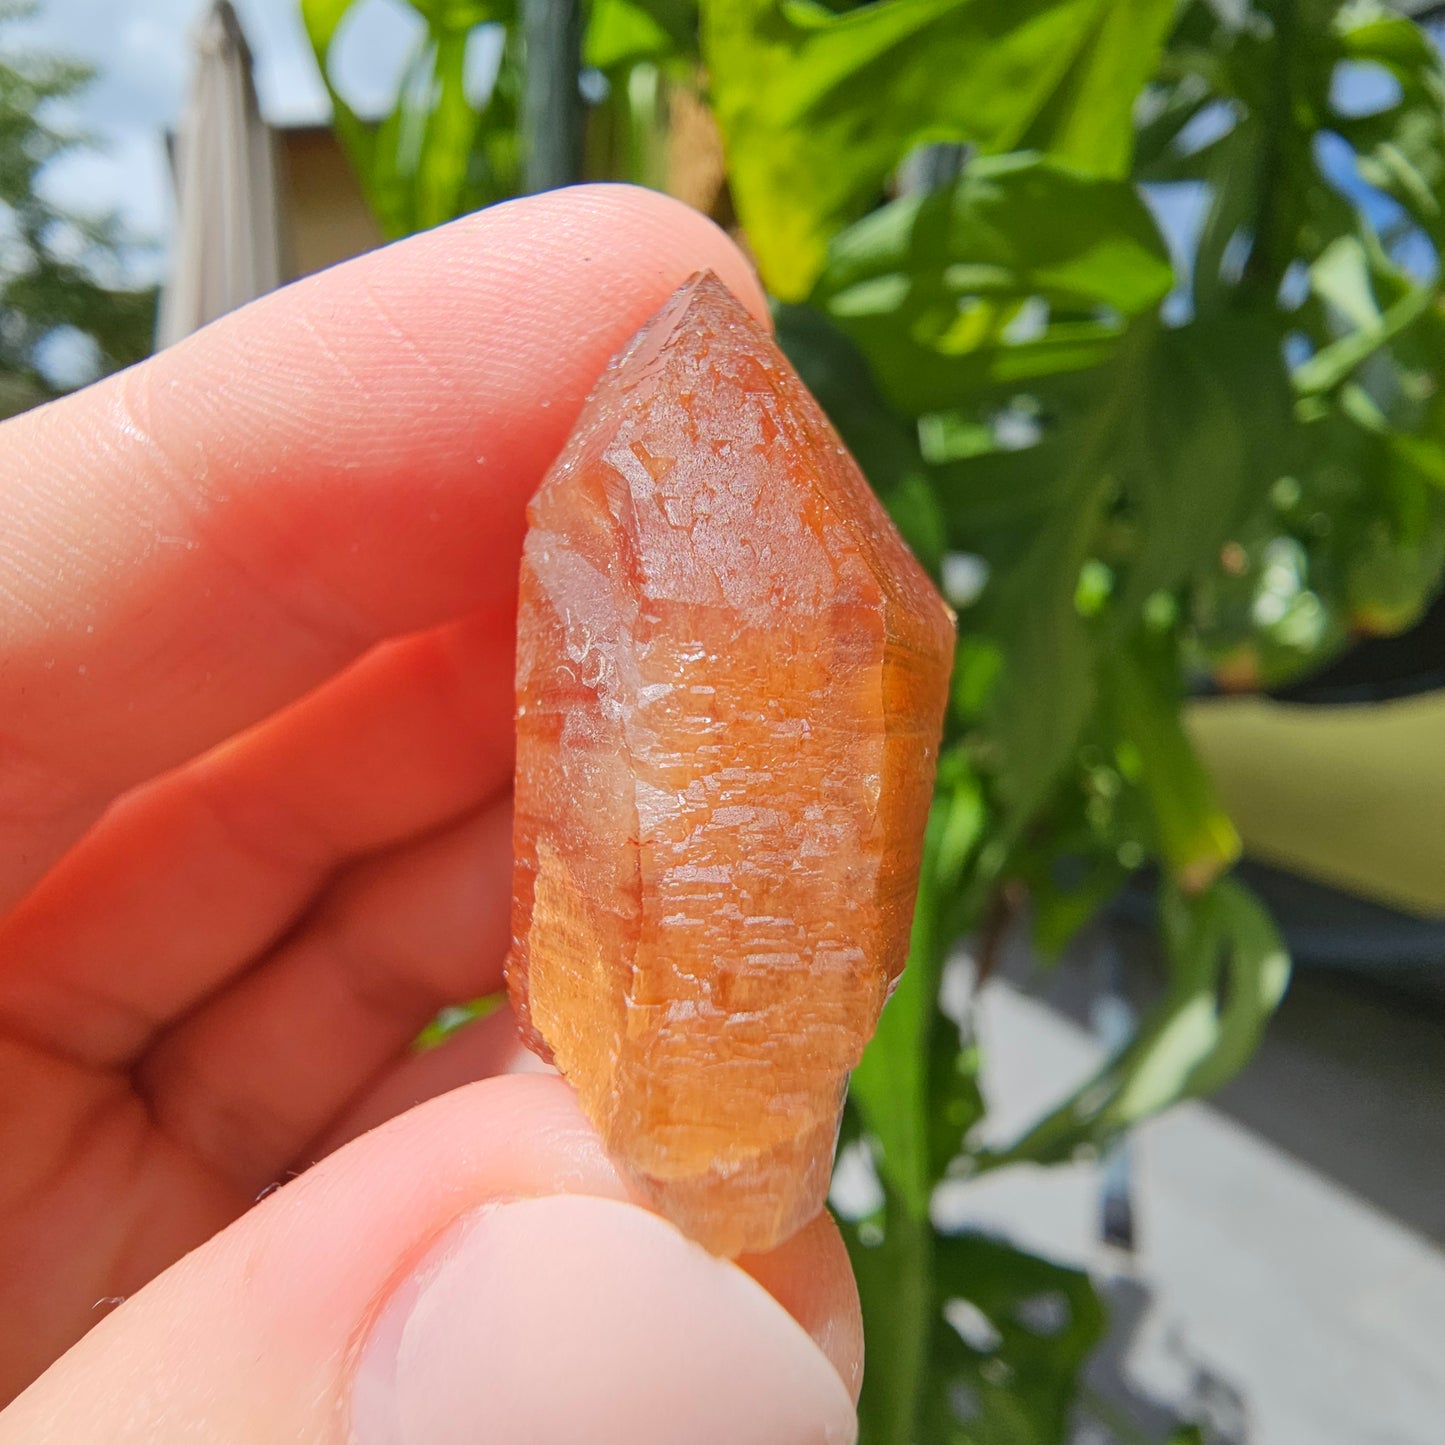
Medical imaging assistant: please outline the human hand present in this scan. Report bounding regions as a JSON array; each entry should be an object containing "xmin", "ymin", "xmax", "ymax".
[{"xmin": 0, "ymin": 185, "xmax": 861, "ymax": 1444}]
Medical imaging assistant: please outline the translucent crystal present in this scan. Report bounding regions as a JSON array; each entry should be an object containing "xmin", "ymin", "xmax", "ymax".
[{"xmin": 506, "ymin": 273, "xmax": 954, "ymax": 1256}]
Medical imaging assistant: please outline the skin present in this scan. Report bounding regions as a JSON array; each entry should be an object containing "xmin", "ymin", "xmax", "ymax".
[{"xmin": 0, "ymin": 185, "xmax": 863, "ymax": 1444}]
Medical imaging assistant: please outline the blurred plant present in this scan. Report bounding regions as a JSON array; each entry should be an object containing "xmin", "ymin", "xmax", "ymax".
[
  {"xmin": 0, "ymin": 0, "xmax": 157, "ymax": 419},
  {"xmin": 302, "ymin": 0, "xmax": 523, "ymax": 235},
  {"xmin": 304, "ymin": 1, "xmax": 1445, "ymax": 1439}
]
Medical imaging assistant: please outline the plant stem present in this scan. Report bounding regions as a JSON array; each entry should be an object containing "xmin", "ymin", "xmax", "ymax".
[
  {"xmin": 522, "ymin": 0, "xmax": 583, "ymax": 192},
  {"xmin": 848, "ymin": 1191, "xmax": 934, "ymax": 1445}
]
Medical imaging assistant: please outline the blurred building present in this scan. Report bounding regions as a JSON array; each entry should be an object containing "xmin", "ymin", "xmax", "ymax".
[
  {"xmin": 161, "ymin": 0, "xmax": 381, "ymax": 344},
  {"xmin": 273, "ymin": 123, "xmax": 382, "ymax": 282}
]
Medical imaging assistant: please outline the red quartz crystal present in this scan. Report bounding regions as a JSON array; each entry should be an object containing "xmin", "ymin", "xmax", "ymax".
[{"xmin": 506, "ymin": 272, "xmax": 955, "ymax": 1257}]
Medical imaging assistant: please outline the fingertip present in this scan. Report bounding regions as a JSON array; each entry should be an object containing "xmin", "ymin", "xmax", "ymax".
[
  {"xmin": 316, "ymin": 1003, "xmax": 552, "ymax": 1158},
  {"xmin": 0, "ymin": 1075, "xmax": 860, "ymax": 1445},
  {"xmin": 351, "ymin": 1195, "xmax": 857, "ymax": 1445},
  {"xmin": 525, "ymin": 183, "xmax": 771, "ymax": 327},
  {"xmin": 740, "ymin": 1211, "xmax": 865, "ymax": 1404}
]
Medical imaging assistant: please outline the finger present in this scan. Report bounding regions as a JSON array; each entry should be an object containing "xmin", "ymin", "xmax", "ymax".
[
  {"xmin": 0, "ymin": 1076, "xmax": 860, "ymax": 1443},
  {"xmin": 739, "ymin": 1212, "xmax": 864, "ymax": 1408},
  {"xmin": 0, "ymin": 184, "xmax": 768, "ymax": 909},
  {"xmin": 315, "ymin": 1001, "xmax": 552, "ymax": 1157},
  {"xmin": 310, "ymin": 1007, "xmax": 863, "ymax": 1404},
  {"xmin": 136, "ymin": 798, "xmax": 513, "ymax": 1193},
  {"xmin": 0, "ymin": 612, "xmax": 513, "ymax": 1068}
]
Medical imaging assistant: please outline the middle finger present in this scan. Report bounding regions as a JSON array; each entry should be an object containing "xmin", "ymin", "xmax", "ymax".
[
  {"xmin": 0, "ymin": 611, "xmax": 515, "ymax": 1069},
  {"xmin": 134, "ymin": 797, "xmax": 514, "ymax": 1196}
]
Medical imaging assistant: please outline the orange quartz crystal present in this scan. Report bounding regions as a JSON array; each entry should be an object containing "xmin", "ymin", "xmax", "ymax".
[{"xmin": 505, "ymin": 272, "xmax": 955, "ymax": 1257}]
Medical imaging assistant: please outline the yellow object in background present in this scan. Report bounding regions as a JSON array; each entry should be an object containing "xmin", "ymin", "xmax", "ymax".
[{"xmin": 1188, "ymin": 693, "xmax": 1445, "ymax": 919}]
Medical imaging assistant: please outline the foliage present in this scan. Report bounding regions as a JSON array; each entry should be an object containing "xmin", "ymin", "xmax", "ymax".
[
  {"xmin": 300, "ymin": 0, "xmax": 699, "ymax": 234},
  {"xmin": 705, "ymin": 0, "xmax": 1178, "ymax": 299},
  {"xmin": 301, "ymin": 0, "xmax": 523, "ymax": 237},
  {"xmin": 304, "ymin": 1, "xmax": 1445, "ymax": 1439},
  {"xmin": 841, "ymin": 1157, "xmax": 1109, "ymax": 1445},
  {"xmin": 0, "ymin": 0, "xmax": 157, "ymax": 419}
]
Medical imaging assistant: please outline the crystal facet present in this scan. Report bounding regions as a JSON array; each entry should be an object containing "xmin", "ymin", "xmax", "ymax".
[{"xmin": 506, "ymin": 273, "xmax": 955, "ymax": 1257}]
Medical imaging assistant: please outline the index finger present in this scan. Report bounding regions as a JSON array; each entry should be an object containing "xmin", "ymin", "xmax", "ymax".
[{"xmin": 0, "ymin": 184, "xmax": 767, "ymax": 909}]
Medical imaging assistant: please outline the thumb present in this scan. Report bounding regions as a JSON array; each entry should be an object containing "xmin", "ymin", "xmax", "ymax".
[{"xmin": 0, "ymin": 1076, "xmax": 859, "ymax": 1445}]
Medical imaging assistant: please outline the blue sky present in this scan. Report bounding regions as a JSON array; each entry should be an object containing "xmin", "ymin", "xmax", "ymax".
[{"xmin": 14, "ymin": 0, "xmax": 421, "ymax": 275}]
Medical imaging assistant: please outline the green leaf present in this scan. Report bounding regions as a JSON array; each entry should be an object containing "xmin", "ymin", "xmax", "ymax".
[
  {"xmin": 366, "ymin": 35, "xmax": 439, "ymax": 235},
  {"xmin": 1310, "ymin": 234, "xmax": 1384, "ymax": 334},
  {"xmin": 812, "ymin": 154, "xmax": 1172, "ymax": 415},
  {"xmin": 821, "ymin": 154, "xmax": 1172, "ymax": 313},
  {"xmin": 1114, "ymin": 312, "xmax": 1295, "ymax": 612},
  {"xmin": 416, "ymin": 30, "xmax": 483, "ymax": 229},
  {"xmin": 302, "ymin": 0, "xmax": 518, "ymax": 240},
  {"xmin": 844, "ymin": 1178, "xmax": 1105, "ymax": 1445},
  {"xmin": 299, "ymin": 0, "xmax": 355, "ymax": 51},
  {"xmin": 586, "ymin": 0, "xmax": 696, "ymax": 69},
  {"xmin": 773, "ymin": 300, "xmax": 946, "ymax": 569},
  {"xmin": 1172, "ymin": 878, "xmax": 1291, "ymax": 1096},
  {"xmin": 981, "ymin": 493, "xmax": 1099, "ymax": 826},
  {"xmin": 1101, "ymin": 637, "xmax": 1240, "ymax": 893},
  {"xmin": 1390, "ymin": 430, "xmax": 1445, "ymax": 492},
  {"xmin": 1166, "ymin": 1428, "xmax": 1208, "ymax": 1445},
  {"xmin": 1029, "ymin": 849, "xmax": 1132, "ymax": 959},
  {"xmin": 974, "ymin": 875, "xmax": 1290, "ymax": 1170},
  {"xmin": 301, "ymin": 0, "xmax": 380, "ymax": 191},
  {"xmin": 961, "ymin": 330, "xmax": 1159, "ymax": 830},
  {"xmin": 414, "ymin": 992, "xmax": 504, "ymax": 1050},
  {"xmin": 704, "ymin": 0, "xmax": 1178, "ymax": 298},
  {"xmin": 925, "ymin": 1233, "xmax": 1106, "ymax": 1445},
  {"xmin": 410, "ymin": 0, "xmax": 503, "ymax": 25},
  {"xmin": 1334, "ymin": 4, "xmax": 1436, "ymax": 69},
  {"xmin": 851, "ymin": 756, "xmax": 987, "ymax": 1214},
  {"xmin": 842, "ymin": 1158, "xmax": 935, "ymax": 1445},
  {"xmin": 1333, "ymin": 4, "xmax": 1445, "ymax": 243},
  {"xmin": 929, "ymin": 439, "xmax": 1071, "ymax": 537},
  {"xmin": 1294, "ymin": 281, "xmax": 1436, "ymax": 396}
]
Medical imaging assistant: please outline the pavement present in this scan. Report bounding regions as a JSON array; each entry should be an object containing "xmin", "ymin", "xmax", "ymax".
[{"xmin": 933, "ymin": 933, "xmax": 1445, "ymax": 1444}]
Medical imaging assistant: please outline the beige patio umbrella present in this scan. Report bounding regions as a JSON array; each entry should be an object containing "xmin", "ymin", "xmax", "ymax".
[{"xmin": 156, "ymin": 0, "xmax": 284, "ymax": 346}]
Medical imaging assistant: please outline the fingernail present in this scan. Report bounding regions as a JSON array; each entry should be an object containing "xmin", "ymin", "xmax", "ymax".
[{"xmin": 350, "ymin": 1195, "xmax": 857, "ymax": 1445}]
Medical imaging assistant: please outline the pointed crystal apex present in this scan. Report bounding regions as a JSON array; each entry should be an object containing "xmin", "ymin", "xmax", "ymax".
[{"xmin": 506, "ymin": 271, "xmax": 954, "ymax": 1256}]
